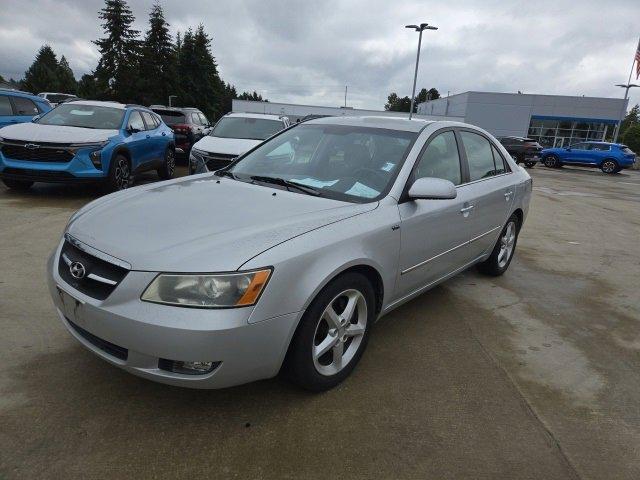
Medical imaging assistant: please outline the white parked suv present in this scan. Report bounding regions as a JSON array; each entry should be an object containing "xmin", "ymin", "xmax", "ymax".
[
  {"xmin": 37, "ymin": 92, "xmax": 78, "ymax": 107},
  {"xmin": 189, "ymin": 113, "xmax": 290, "ymax": 174}
]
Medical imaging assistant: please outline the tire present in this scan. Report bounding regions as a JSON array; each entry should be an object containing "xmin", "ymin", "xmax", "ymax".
[
  {"xmin": 157, "ymin": 147, "xmax": 176, "ymax": 180},
  {"xmin": 284, "ymin": 272, "xmax": 375, "ymax": 392},
  {"xmin": 2, "ymin": 179, "xmax": 33, "ymax": 190},
  {"xmin": 524, "ymin": 160, "xmax": 536, "ymax": 168},
  {"xmin": 600, "ymin": 159, "xmax": 619, "ymax": 174},
  {"xmin": 107, "ymin": 154, "xmax": 132, "ymax": 192},
  {"xmin": 543, "ymin": 155, "xmax": 559, "ymax": 168},
  {"xmin": 477, "ymin": 214, "xmax": 520, "ymax": 276}
]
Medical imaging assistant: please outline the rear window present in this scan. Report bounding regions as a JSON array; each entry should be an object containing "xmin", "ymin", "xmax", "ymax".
[
  {"xmin": 621, "ymin": 146, "xmax": 635, "ymax": 155},
  {"xmin": 153, "ymin": 109, "xmax": 186, "ymax": 126},
  {"xmin": 0, "ymin": 95, "xmax": 12, "ymax": 115},
  {"xmin": 47, "ymin": 94, "xmax": 75, "ymax": 104},
  {"xmin": 12, "ymin": 96, "xmax": 40, "ymax": 115}
]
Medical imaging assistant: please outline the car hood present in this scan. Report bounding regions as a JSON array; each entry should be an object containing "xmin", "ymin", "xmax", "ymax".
[
  {"xmin": 67, "ymin": 174, "xmax": 376, "ymax": 272},
  {"xmin": 0, "ymin": 122, "xmax": 118, "ymax": 143},
  {"xmin": 193, "ymin": 136, "xmax": 262, "ymax": 156}
]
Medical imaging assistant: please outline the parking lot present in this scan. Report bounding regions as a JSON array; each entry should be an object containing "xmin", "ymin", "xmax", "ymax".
[{"xmin": 0, "ymin": 165, "xmax": 639, "ymax": 479}]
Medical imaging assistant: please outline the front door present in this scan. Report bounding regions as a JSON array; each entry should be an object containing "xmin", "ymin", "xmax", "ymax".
[
  {"xmin": 125, "ymin": 110, "xmax": 152, "ymax": 170},
  {"xmin": 396, "ymin": 130, "xmax": 472, "ymax": 299},
  {"xmin": 457, "ymin": 131, "xmax": 514, "ymax": 259}
]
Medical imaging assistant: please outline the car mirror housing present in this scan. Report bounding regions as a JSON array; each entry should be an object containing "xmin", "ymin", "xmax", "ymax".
[
  {"xmin": 408, "ymin": 177, "xmax": 457, "ymax": 200},
  {"xmin": 127, "ymin": 126, "xmax": 141, "ymax": 134},
  {"xmin": 31, "ymin": 115, "xmax": 40, "ymax": 122}
]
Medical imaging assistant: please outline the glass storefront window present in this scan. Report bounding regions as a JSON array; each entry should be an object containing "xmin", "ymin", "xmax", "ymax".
[{"xmin": 528, "ymin": 117, "xmax": 612, "ymax": 148}]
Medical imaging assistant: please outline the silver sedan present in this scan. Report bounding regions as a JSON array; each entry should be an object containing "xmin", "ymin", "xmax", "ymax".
[{"xmin": 47, "ymin": 116, "xmax": 531, "ymax": 391}]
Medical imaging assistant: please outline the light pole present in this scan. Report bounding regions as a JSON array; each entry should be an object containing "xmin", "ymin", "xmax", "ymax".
[
  {"xmin": 612, "ymin": 84, "xmax": 639, "ymax": 142},
  {"xmin": 406, "ymin": 23, "xmax": 437, "ymax": 120},
  {"xmin": 168, "ymin": 95, "xmax": 177, "ymax": 108}
]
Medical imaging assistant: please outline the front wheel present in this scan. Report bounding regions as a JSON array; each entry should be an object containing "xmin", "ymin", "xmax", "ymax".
[
  {"xmin": 158, "ymin": 147, "xmax": 176, "ymax": 180},
  {"xmin": 107, "ymin": 154, "xmax": 132, "ymax": 192},
  {"xmin": 600, "ymin": 159, "xmax": 619, "ymax": 174},
  {"xmin": 2, "ymin": 179, "xmax": 33, "ymax": 190},
  {"xmin": 284, "ymin": 272, "xmax": 375, "ymax": 391},
  {"xmin": 477, "ymin": 214, "xmax": 520, "ymax": 276}
]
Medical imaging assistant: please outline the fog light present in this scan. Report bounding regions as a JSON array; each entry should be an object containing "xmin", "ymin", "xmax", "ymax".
[
  {"xmin": 158, "ymin": 358, "xmax": 220, "ymax": 375},
  {"xmin": 89, "ymin": 149, "xmax": 102, "ymax": 168}
]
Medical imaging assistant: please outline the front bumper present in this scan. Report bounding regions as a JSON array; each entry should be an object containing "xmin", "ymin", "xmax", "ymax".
[
  {"xmin": 0, "ymin": 152, "xmax": 106, "ymax": 183},
  {"xmin": 47, "ymin": 241, "xmax": 301, "ymax": 389}
]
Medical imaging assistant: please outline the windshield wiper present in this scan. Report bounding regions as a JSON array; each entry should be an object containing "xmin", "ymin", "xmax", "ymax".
[
  {"xmin": 216, "ymin": 170, "xmax": 237, "ymax": 179},
  {"xmin": 249, "ymin": 176, "xmax": 322, "ymax": 196}
]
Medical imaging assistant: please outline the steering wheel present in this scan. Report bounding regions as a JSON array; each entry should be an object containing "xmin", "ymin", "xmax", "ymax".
[{"xmin": 352, "ymin": 168, "xmax": 388, "ymax": 190}]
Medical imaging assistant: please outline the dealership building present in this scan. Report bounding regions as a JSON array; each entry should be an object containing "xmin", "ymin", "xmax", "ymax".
[{"xmin": 417, "ymin": 91, "xmax": 628, "ymax": 148}]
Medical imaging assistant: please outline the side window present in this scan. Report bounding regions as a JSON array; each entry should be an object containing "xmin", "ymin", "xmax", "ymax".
[
  {"xmin": 491, "ymin": 145, "xmax": 508, "ymax": 174},
  {"xmin": 12, "ymin": 97, "xmax": 39, "ymax": 115},
  {"xmin": 0, "ymin": 95, "xmax": 13, "ymax": 115},
  {"xmin": 127, "ymin": 111, "xmax": 145, "ymax": 131},
  {"xmin": 191, "ymin": 113, "xmax": 202, "ymax": 125},
  {"xmin": 413, "ymin": 131, "xmax": 462, "ymax": 185},
  {"xmin": 460, "ymin": 131, "xmax": 497, "ymax": 181},
  {"xmin": 571, "ymin": 142, "xmax": 587, "ymax": 150},
  {"xmin": 198, "ymin": 113, "xmax": 209, "ymax": 126},
  {"xmin": 141, "ymin": 111, "xmax": 156, "ymax": 130}
]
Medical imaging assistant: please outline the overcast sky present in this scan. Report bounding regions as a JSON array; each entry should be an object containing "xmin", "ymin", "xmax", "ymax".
[{"xmin": 1, "ymin": 0, "xmax": 639, "ymax": 109}]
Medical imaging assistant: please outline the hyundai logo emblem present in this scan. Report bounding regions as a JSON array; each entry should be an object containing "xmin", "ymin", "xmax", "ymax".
[
  {"xmin": 24, "ymin": 143, "xmax": 40, "ymax": 150},
  {"xmin": 69, "ymin": 261, "xmax": 86, "ymax": 279}
]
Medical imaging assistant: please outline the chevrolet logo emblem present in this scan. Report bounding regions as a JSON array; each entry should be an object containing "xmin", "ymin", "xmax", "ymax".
[{"xmin": 24, "ymin": 143, "xmax": 40, "ymax": 150}]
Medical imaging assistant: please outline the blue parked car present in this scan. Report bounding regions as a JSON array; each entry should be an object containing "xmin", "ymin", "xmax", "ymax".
[
  {"xmin": 0, "ymin": 88, "xmax": 52, "ymax": 128},
  {"xmin": 0, "ymin": 100, "xmax": 175, "ymax": 191},
  {"xmin": 540, "ymin": 141, "xmax": 636, "ymax": 174}
]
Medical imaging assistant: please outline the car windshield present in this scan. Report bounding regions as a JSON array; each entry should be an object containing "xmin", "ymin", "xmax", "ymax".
[
  {"xmin": 154, "ymin": 110, "xmax": 186, "ymax": 125},
  {"xmin": 227, "ymin": 124, "xmax": 416, "ymax": 203},
  {"xmin": 37, "ymin": 103, "xmax": 125, "ymax": 129},
  {"xmin": 211, "ymin": 117, "xmax": 283, "ymax": 140}
]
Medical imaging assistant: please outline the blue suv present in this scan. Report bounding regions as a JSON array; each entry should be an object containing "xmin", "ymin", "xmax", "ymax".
[
  {"xmin": 541, "ymin": 141, "xmax": 636, "ymax": 174},
  {"xmin": 0, "ymin": 100, "xmax": 175, "ymax": 191},
  {"xmin": 0, "ymin": 88, "xmax": 52, "ymax": 128}
]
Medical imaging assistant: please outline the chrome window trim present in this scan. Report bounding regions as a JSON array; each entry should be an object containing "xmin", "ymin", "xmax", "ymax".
[
  {"xmin": 400, "ymin": 225, "xmax": 501, "ymax": 275},
  {"xmin": 455, "ymin": 171, "xmax": 513, "ymax": 188}
]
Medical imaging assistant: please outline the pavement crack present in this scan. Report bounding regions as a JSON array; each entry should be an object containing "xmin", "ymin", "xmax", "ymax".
[{"xmin": 463, "ymin": 318, "xmax": 584, "ymax": 480}]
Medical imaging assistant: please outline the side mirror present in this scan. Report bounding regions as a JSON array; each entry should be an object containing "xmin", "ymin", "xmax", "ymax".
[
  {"xmin": 32, "ymin": 115, "xmax": 40, "ymax": 122},
  {"xmin": 565, "ymin": 147, "xmax": 571, "ymax": 151},
  {"xmin": 127, "ymin": 126, "xmax": 141, "ymax": 134},
  {"xmin": 408, "ymin": 177, "xmax": 457, "ymax": 200}
]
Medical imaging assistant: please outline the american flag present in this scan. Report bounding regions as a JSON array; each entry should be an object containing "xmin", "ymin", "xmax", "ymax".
[{"xmin": 636, "ymin": 38, "xmax": 640, "ymax": 79}]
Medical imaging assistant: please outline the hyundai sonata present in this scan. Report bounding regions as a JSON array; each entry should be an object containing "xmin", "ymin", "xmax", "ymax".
[{"xmin": 48, "ymin": 116, "xmax": 531, "ymax": 391}]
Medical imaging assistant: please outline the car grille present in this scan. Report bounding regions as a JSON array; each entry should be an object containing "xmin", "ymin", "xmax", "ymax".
[
  {"xmin": 58, "ymin": 240, "xmax": 129, "ymax": 300},
  {"xmin": 67, "ymin": 318, "xmax": 128, "ymax": 360},
  {"xmin": 203, "ymin": 152, "xmax": 236, "ymax": 171},
  {"xmin": 1, "ymin": 142, "xmax": 75, "ymax": 162}
]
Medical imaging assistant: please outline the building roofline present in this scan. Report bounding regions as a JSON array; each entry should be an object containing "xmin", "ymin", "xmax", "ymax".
[{"xmin": 422, "ymin": 90, "xmax": 626, "ymax": 104}]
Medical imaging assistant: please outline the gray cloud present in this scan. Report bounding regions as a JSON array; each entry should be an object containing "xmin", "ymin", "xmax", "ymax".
[{"xmin": 1, "ymin": 0, "xmax": 638, "ymax": 109}]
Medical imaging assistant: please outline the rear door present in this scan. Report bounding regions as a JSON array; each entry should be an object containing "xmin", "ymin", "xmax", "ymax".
[
  {"xmin": 396, "ymin": 129, "xmax": 474, "ymax": 298},
  {"xmin": 457, "ymin": 130, "xmax": 514, "ymax": 260},
  {"xmin": 141, "ymin": 111, "xmax": 164, "ymax": 162}
]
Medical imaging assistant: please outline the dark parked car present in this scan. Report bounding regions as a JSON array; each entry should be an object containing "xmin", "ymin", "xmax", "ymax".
[
  {"xmin": 497, "ymin": 137, "xmax": 543, "ymax": 168},
  {"xmin": 151, "ymin": 107, "xmax": 211, "ymax": 155}
]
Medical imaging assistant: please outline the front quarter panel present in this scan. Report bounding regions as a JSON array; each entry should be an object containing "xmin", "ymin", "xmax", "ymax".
[{"xmin": 242, "ymin": 199, "xmax": 401, "ymax": 323}]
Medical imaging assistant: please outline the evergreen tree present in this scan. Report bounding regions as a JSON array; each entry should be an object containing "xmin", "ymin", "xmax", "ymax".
[
  {"xmin": 384, "ymin": 92, "xmax": 412, "ymax": 112},
  {"xmin": 139, "ymin": 3, "xmax": 177, "ymax": 105},
  {"xmin": 77, "ymin": 74, "xmax": 99, "ymax": 99},
  {"xmin": 22, "ymin": 45, "xmax": 60, "ymax": 93},
  {"xmin": 621, "ymin": 124, "xmax": 640, "ymax": 154},
  {"xmin": 238, "ymin": 91, "xmax": 267, "ymax": 101},
  {"xmin": 93, "ymin": 0, "xmax": 141, "ymax": 102},
  {"xmin": 620, "ymin": 104, "xmax": 639, "ymax": 138},
  {"xmin": 57, "ymin": 56, "xmax": 77, "ymax": 93},
  {"xmin": 177, "ymin": 25, "xmax": 223, "ymax": 119}
]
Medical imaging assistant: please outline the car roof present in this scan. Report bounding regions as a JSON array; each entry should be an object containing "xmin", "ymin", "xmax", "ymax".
[
  {"xmin": 0, "ymin": 88, "xmax": 45, "ymax": 100},
  {"xmin": 63, "ymin": 100, "xmax": 128, "ymax": 110},
  {"xmin": 151, "ymin": 106, "xmax": 201, "ymax": 112},
  {"xmin": 303, "ymin": 115, "xmax": 433, "ymax": 133},
  {"xmin": 226, "ymin": 112, "xmax": 285, "ymax": 121},
  {"xmin": 39, "ymin": 92, "xmax": 75, "ymax": 96}
]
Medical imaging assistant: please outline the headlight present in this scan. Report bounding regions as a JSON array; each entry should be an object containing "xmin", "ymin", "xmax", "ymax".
[{"xmin": 141, "ymin": 269, "xmax": 272, "ymax": 308}]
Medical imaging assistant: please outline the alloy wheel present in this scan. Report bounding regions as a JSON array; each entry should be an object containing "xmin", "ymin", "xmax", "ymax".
[
  {"xmin": 602, "ymin": 160, "xmax": 616, "ymax": 174},
  {"xmin": 498, "ymin": 221, "xmax": 516, "ymax": 268},
  {"xmin": 167, "ymin": 150, "xmax": 175, "ymax": 176},
  {"xmin": 114, "ymin": 158, "xmax": 131, "ymax": 190},
  {"xmin": 312, "ymin": 289, "xmax": 367, "ymax": 376},
  {"xmin": 544, "ymin": 156, "xmax": 557, "ymax": 168}
]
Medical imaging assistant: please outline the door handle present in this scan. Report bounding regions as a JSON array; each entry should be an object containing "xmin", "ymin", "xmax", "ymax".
[
  {"xmin": 161, "ymin": 132, "xmax": 166, "ymax": 136},
  {"xmin": 460, "ymin": 205, "xmax": 475, "ymax": 214},
  {"xmin": 504, "ymin": 190, "xmax": 513, "ymax": 200},
  {"xmin": 146, "ymin": 135, "xmax": 151, "ymax": 139}
]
